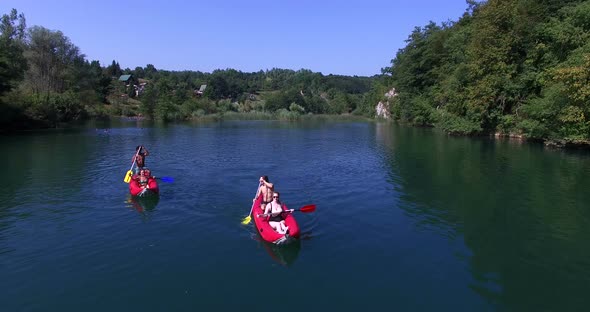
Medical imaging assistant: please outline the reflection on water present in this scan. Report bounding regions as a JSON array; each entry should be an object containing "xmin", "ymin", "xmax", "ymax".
[
  {"xmin": 125, "ymin": 195, "xmax": 160, "ymax": 221},
  {"xmin": 2, "ymin": 120, "xmax": 590, "ymax": 311},
  {"xmin": 260, "ymin": 238, "xmax": 302, "ymax": 267},
  {"xmin": 375, "ymin": 122, "xmax": 590, "ymax": 310},
  {"xmin": 247, "ymin": 219, "xmax": 303, "ymax": 267}
]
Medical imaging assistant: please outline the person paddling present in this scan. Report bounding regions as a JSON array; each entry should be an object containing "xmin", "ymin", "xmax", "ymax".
[
  {"xmin": 132, "ymin": 145, "xmax": 149, "ymax": 174},
  {"xmin": 253, "ymin": 176, "xmax": 274, "ymax": 210}
]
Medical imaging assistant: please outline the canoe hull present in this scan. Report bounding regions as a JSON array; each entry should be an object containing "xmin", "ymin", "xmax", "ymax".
[
  {"xmin": 252, "ymin": 195, "xmax": 300, "ymax": 245},
  {"xmin": 129, "ymin": 177, "xmax": 159, "ymax": 197}
]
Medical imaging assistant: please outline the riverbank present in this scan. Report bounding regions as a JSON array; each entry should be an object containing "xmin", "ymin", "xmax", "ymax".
[
  {"xmin": 0, "ymin": 112, "xmax": 371, "ymax": 134},
  {"xmin": 491, "ymin": 132, "xmax": 590, "ymax": 150},
  {"xmin": 3, "ymin": 112, "xmax": 589, "ymax": 151}
]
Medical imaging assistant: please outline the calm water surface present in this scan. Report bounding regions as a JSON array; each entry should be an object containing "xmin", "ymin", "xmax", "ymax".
[{"xmin": 1, "ymin": 120, "xmax": 589, "ymax": 311}]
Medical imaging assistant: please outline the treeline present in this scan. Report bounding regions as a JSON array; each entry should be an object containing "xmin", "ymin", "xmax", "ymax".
[
  {"xmin": 372, "ymin": 0, "xmax": 590, "ymax": 143},
  {"xmin": 0, "ymin": 8, "xmax": 376, "ymax": 130},
  {"xmin": 0, "ymin": 10, "xmax": 111, "ymax": 129},
  {"xmin": 112, "ymin": 66, "xmax": 375, "ymax": 121}
]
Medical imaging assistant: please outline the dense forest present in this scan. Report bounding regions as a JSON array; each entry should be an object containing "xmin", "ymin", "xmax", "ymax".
[
  {"xmin": 371, "ymin": 0, "xmax": 590, "ymax": 145},
  {"xmin": 0, "ymin": 8, "xmax": 375, "ymax": 131},
  {"xmin": 2, "ymin": 0, "xmax": 590, "ymax": 146}
]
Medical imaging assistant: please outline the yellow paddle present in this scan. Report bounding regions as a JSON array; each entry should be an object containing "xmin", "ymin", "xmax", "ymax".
[
  {"xmin": 124, "ymin": 148, "xmax": 141, "ymax": 183},
  {"xmin": 241, "ymin": 214, "xmax": 252, "ymax": 225},
  {"xmin": 242, "ymin": 185, "xmax": 261, "ymax": 225}
]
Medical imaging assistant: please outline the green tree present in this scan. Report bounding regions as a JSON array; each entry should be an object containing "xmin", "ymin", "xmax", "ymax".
[
  {"xmin": 25, "ymin": 26, "xmax": 85, "ymax": 95},
  {"xmin": 204, "ymin": 75, "xmax": 229, "ymax": 100},
  {"xmin": 144, "ymin": 64, "xmax": 157, "ymax": 79},
  {"xmin": 133, "ymin": 66, "xmax": 145, "ymax": 79},
  {"xmin": 0, "ymin": 8, "xmax": 27, "ymax": 96},
  {"xmin": 139, "ymin": 84, "xmax": 157, "ymax": 118},
  {"xmin": 105, "ymin": 60, "xmax": 122, "ymax": 77},
  {"xmin": 21, "ymin": 26, "xmax": 89, "ymax": 125}
]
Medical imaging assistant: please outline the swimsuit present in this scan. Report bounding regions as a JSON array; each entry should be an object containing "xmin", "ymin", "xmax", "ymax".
[
  {"xmin": 136, "ymin": 153, "xmax": 146, "ymax": 167},
  {"xmin": 269, "ymin": 214, "xmax": 284, "ymax": 222},
  {"xmin": 267, "ymin": 202, "xmax": 284, "ymax": 222}
]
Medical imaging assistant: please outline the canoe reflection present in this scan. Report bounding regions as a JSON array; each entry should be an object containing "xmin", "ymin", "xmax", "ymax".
[
  {"xmin": 260, "ymin": 236, "xmax": 301, "ymax": 267},
  {"xmin": 126, "ymin": 195, "xmax": 160, "ymax": 215}
]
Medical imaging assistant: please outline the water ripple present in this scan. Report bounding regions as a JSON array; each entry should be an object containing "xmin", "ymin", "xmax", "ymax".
[{"xmin": 1, "ymin": 121, "xmax": 590, "ymax": 311}]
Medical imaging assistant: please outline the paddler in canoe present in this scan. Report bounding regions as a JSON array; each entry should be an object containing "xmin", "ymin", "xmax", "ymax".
[
  {"xmin": 253, "ymin": 175, "xmax": 274, "ymax": 211},
  {"xmin": 132, "ymin": 145, "xmax": 149, "ymax": 174},
  {"xmin": 261, "ymin": 191, "xmax": 289, "ymax": 234}
]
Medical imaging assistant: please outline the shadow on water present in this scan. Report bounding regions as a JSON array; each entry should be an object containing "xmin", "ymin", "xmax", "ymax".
[
  {"xmin": 125, "ymin": 195, "xmax": 160, "ymax": 221},
  {"xmin": 374, "ymin": 122, "xmax": 590, "ymax": 310},
  {"xmin": 244, "ymin": 222, "xmax": 303, "ymax": 267},
  {"xmin": 255, "ymin": 234, "xmax": 302, "ymax": 267},
  {"xmin": 0, "ymin": 129, "xmax": 101, "ymax": 250}
]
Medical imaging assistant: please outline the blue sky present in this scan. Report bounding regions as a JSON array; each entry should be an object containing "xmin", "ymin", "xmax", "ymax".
[{"xmin": 1, "ymin": 0, "xmax": 468, "ymax": 76}]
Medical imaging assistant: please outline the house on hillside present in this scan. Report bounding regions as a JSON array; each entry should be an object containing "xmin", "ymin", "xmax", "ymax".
[
  {"xmin": 195, "ymin": 84, "xmax": 207, "ymax": 96},
  {"xmin": 119, "ymin": 75, "xmax": 133, "ymax": 83},
  {"xmin": 118, "ymin": 74, "xmax": 147, "ymax": 97},
  {"xmin": 118, "ymin": 74, "xmax": 133, "ymax": 96}
]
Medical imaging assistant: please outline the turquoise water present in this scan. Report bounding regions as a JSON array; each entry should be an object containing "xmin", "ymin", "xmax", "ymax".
[{"xmin": 1, "ymin": 120, "xmax": 589, "ymax": 311}]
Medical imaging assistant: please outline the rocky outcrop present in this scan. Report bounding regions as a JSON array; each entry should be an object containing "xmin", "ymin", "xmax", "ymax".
[
  {"xmin": 376, "ymin": 101, "xmax": 390, "ymax": 119},
  {"xmin": 376, "ymin": 88, "xmax": 398, "ymax": 119}
]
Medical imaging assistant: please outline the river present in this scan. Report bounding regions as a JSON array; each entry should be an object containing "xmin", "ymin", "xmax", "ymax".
[{"xmin": 1, "ymin": 119, "xmax": 589, "ymax": 311}]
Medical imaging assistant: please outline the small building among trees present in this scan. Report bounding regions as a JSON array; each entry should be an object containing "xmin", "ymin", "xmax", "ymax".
[
  {"xmin": 195, "ymin": 84, "xmax": 207, "ymax": 96},
  {"xmin": 118, "ymin": 74, "xmax": 146, "ymax": 97},
  {"xmin": 118, "ymin": 74, "xmax": 133, "ymax": 83}
]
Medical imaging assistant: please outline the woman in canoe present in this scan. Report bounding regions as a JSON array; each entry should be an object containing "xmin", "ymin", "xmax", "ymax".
[{"xmin": 262, "ymin": 192, "xmax": 289, "ymax": 234}]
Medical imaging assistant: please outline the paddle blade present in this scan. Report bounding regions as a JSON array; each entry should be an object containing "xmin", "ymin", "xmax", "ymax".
[
  {"xmin": 124, "ymin": 170, "xmax": 133, "ymax": 183},
  {"xmin": 158, "ymin": 176, "xmax": 174, "ymax": 183},
  {"xmin": 299, "ymin": 204, "xmax": 316, "ymax": 213},
  {"xmin": 241, "ymin": 215, "xmax": 252, "ymax": 225}
]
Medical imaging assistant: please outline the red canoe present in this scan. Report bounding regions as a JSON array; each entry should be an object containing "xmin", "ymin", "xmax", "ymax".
[
  {"xmin": 252, "ymin": 195, "xmax": 300, "ymax": 245},
  {"xmin": 129, "ymin": 175, "xmax": 159, "ymax": 197}
]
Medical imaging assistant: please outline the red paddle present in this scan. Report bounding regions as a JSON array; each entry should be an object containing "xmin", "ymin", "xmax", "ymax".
[
  {"xmin": 258, "ymin": 204, "xmax": 316, "ymax": 218},
  {"xmin": 292, "ymin": 204, "xmax": 316, "ymax": 213}
]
